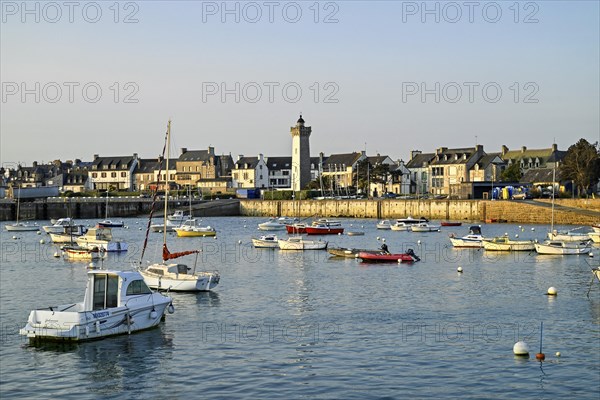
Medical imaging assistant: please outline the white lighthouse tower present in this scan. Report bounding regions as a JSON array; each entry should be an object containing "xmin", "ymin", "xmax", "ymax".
[{"xmin": 290, "ymin": 114, "xmax": 312, "ymax": 192}]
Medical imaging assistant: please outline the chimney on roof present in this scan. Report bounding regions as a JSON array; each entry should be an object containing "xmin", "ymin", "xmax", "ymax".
[
  {"xmin": 237, "ymin": 154, "xmax": 244, "ymax": 161},
  {"xmin": 521, "ymin": 146, "xmax": 527, "ymax": 153},
  {"xmin": 208, "ymin": 146, "xmax": 215, "ymax": 156},
  {"xmin": 501, "ymin": 145, "xmax": 509, "ymax": 156},
  {"xmin": 475, "ymin": 144, "xmax": 483, "ymax": 153},
  {"xmin": 361, "ymin": 150, "xmax": 366, "ymax": 156},
  {"xmin": 410, "ymin": 150, "xmax": 422, "ymax": 160},
  {"xmin": 436, "ymin": 147, "xmax": 447, "ymax": 155},
  {"xmin": 551, "ymin": 143, "xmax": 557, "ymax": 152},
  {"xmin": 181, "ymin": 148, "xmax": 187, "ymax": 155},
  {"xmin": 259, "ymin": 153, "xmax": 264, "ymax": 161},
  {"xmin": 133, "ymin": 153, "xmax": 138, "ymax": 159},
  {"xmin": 93, "ymin": 154, "xmax": 99, "ymax": 160}
]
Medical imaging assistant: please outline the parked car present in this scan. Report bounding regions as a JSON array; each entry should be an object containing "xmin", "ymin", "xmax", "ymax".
[
  {"xmin": 383, "ymin": 192, "xmax": 398, "ymax": 198},
  {"xmin": 512, "ymin": 192, "xmax": 532, "ymax": 200}
]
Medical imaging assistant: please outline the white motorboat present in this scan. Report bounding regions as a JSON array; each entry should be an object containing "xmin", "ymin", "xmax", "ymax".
[
  {"xmin": 483, "ymin": 236, "xmax": 535, "ymax": 251},
  {"xmin": 258, "ymin": 217, "xmax": 297, "ymax": 231},
  {"xmin": 76, "ymin": 227, "xmax": 128, "ymax": 252},
  {"xmin": 150, "ymin": 220, "xmax": 178, "ymax": 232},
  {"xmin": 397, "ymin": 216, "xmax": 429, "ymax": 224},
  {"xmin": 449, "ymin": 226, "xmax": 484, "ymax": 248},
  {"xmin": 547, "ymin": 229, "xmax": 590, "ymax": 242},
  {"xmin": 42, "ymin": 218, "xmax": 73, "ymax": 234},
  {"xmin": 49, "ymin": 225, "xmax": 88, "ymax": 243},
  {"xmin": 278, "ymin": 236, "xmax": 328, "ymax": 250},
  {"xmin": 376, "ymin": 220, "xmax": 392, "ymax": 230},
  {"xmin": 167, "ymin": 210, "xmax": 191, "ymax": 222},
  {"xmin": 139, "ymin": 120, "xmax": 220, "ymax": 293},
  {"xmin": 20, "ymin": 269, "xmax": 173, "ymax": 343},
  {"xmin": 174, "ymin": 218, "xmax": 216, "ymax": 237},
  {"xmin": 390, "ymin": 222, "xmax": 412, "ymax": 231},
  {"xmin": 535, "ymin": 240, "xmax": 590, "ymax": 255},
  {"xmin": 252, "ymin": 234, "xmax": 280, "ymax": 248},
  {"xmin": 410, "ymin": 222, "xmax": 441, "ymax": 232}
]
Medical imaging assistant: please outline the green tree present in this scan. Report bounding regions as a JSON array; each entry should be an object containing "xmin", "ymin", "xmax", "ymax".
[
  {"xmin": 500, "ymin": 163, "xmax": 522, "ymax": 182},
  {"xmin": 560, "ymin": 139, "xmax": 600, "ymax": 197},
  {"xmin": 371, "ymin": 164, "xmax": 391, "ymax": 193},
  {"xmin": 352, "ymin": 159, "xmax": 371, "ymax": 194}
]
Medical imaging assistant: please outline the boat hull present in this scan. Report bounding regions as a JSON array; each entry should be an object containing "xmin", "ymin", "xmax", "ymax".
[
  {"xmin": 441, "ymin": 222, "xmax": 462, "ymax": 227},
  {"xmin": 534, "ymin": 241, "xmax": 591, "ymax": 255},
  {"xmin": 328, "ymin": 248, "xmax": 379, "ymax": 258},
  {"xmin": 5, "ymin": 224, "xmax": 39, "ymax": 232},
  {"xmin": 19, "ymin": 296, "xmax": 170, "ymax": 343},
  {"xmin": 305, "ymin": 227, "xmax": 344, "ymax": 235},
  {"xmin": 376, "ymin": 221, "xmax": 391, "ymax": 230},
  {"xmin": 547, "ymin": 232, "xmax": 590, "ymax": 242},
  {"xmin": 357, "ymin": 252, "xmax": 418, "ymax": 263},
  {"xmin": 141, "ymin": 272, "xmax": 220, "ymax": 292},
  {"xmin": 449, "ymin": 237, "xmax": 483, "ymax": 248},
  {"xmin": 252, "ymin": 236, "xmax": 279, "ymax": 248},
  {"xmin": 483, "ymin": 240, "xmax": 535, "ymax": 251},
  {"xmin": 63, "ymin": 246, "xmax": 102, "ymax": 260},
  {"xmin": 286, "ymin": 224, "xmax": 307, "ymax": 234},
  {"xmin": 174, "ymin": 229, "xmax": 216, "ymax": 237},
  {"xmin": 258, "ymin": 222, "xmax": 286, "ymax": 231},
  {"xmin": 76, "ymin": 238, "xmax": 128, "ymax": 252},
  {"xmin": 278, "ymin": 239, "xmax": 327, "ymax": 250}
]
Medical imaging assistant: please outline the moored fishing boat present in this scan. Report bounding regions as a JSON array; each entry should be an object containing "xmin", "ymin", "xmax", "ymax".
[
  {"xmin": 42, "ymin": 218, "xmax": 74, "ymax": 234},
  {"xmin": 390, "ymin": 221, "xmax": 412, "ymax": 231},
  {"xmin": 174, "ymin": 218, "xmax": 216, "ymax": 237},
  {"xmin": 285, "ymin": 223, "xmax": 307, "ymax": 234},
  {"xmin": 482, "ymin": 236, "xmax": 535, "ymax": 251},
  {"xmin": 410, "ymin": 222, "xmax": 441, "ymax": 232},
  {"xmin": 397, "ymin": 216, "xmax": 428, "ymax": 224},
  {"xmin": 278, "ymin": 236, "xmax": 327, "ymax": 250},
  {"xmin": 167, "ymin": 210, "xmax": 191, "ymax": 222},
  {"xmin": 449, "ymin": 226, "xmax": 484, "ymax": 248},
  {"xmin": 441, "ymin": 221, "xmax": 462, "ymax": 227},
  {"xmin": 49, "ymin": 224, "xmax": 88, "ymax": 244},
  {"xmin": 328, "ymin": 247, "xmax": 380, "ymax": 258},
  {"xmin": 97, "ymin": 219, "xmax": 124, "ymax": 228},
  {"xmin": 19, "ymin": 269, "xmax": 173, "ymax": 343},
  {"xmin": 376, "ymin": 220, "xmax": 392, "ymax": 230},
  {"xmin": 62, "ymin": 245, "xmax": 104, "ymax": 260},
  {"xmin": 547, "ymin": 229, "xmax": 590, "ymax": 242},
  {"xmin": 305, "ymin": 223, "xmax": 344, "ymax": 235},
  {"xmin": 252, "ymin": 234, "xmax": 279, "ymax": 248},
  {"xmin": 150, "ymin": 220, "xmax": 178, "ymax": 232},
  {"xmin": 76, "ymin": 227, "xmax": 128, "ymax": 252},
  {"xmin": 534, "ymin": 240, "xmax": 591, "ymax": 255},
  {"xmin": 258, "ymin": 217, "xmax": 297, "ymax": 231}
]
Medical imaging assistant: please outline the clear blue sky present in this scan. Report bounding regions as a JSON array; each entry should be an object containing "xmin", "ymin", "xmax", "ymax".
[{"xmin": 1, "ymin": 1, "xmax": 599, "ymax": 165}]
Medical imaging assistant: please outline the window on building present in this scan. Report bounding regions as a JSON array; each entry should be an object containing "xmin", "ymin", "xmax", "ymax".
[
  {"xmin": 101, "ymin": 172, "xmax": 107, "ymax": 178},
  {"xmin": 92, "ymin": 172, "xmax": 97, "ymax": 178},
  {"xmin": 243, "ymin": 172, "xmax": 248, "ymax": 180},
  {"xmin": 111, "ymin": 172, "xmax": 117, "ymax": 178},
  {"xmin": 121, "ymin": 172, "xmax": 126, "ymax": 177},
  {"xmin": 233, "ymin": 173, "xmax": 238, "ymax": 180},
  {"xmin": 259, "ymin": 175, "xmax": 263, "ymax": 179}
]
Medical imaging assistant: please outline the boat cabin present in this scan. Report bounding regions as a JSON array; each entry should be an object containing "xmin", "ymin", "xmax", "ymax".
[
  {"xmin": 469, "ymin": 226, "xmax": 482, "ymax": 235},
  {"xmin": 82, "ymin": 270, "xmax": 152, "ymax": 311},
  {"xmin": 146, "ymin": 264, "xmax": 192, "ymax": 276},
  {"xmin": 83, "ymin": 228, "xmax": 114, "ymax": 241}
]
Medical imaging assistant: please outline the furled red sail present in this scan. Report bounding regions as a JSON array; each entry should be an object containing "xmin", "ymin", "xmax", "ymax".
[{"xmin": 162, "ymin": 244, "xmax": 200, "ymax": 261}]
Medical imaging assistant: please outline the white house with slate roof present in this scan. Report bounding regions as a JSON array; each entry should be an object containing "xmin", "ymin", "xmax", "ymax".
[
  {"xmin": 231, "ymin": 154, "xmax": 268, "ymax": 189},
  {"xmin": 88, "ymin": 154, "xmax": 139, "ymax": 191}
]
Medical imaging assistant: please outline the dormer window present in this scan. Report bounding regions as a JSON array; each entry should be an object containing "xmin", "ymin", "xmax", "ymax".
[
  {"xmin": 463, "ymin": 154, "xmax": 467, "ymax": 160},
  {"xmin": 122, "ymin": 164, "xmax": 127, "ymax": 169},
  {"xmin": 454, "ymin": 154, "xmax": 458, "ymax": 160},
  {"xmin": 444, "ymin": 155, "xmax": 448, "ymax": 161},
  {"xmin": 273, "ymin": 163, "xmax": 277, "ymax": 167}
]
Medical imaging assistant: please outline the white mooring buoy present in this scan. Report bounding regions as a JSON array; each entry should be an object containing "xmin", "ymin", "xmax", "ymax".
[
  {"xmin": 547, "ymin": 287, "xmax": 557, "ymax": 296},
  {"xmin": 39, "ymin": 239, "xmax": 45, "ymax": 244},
  {"xmin": 513, "ymin": 341, "xmax": 530, "ymax": 356},
  {"xmin": 555, "ymin": 352, "xmax": 561, "ymax": 357},
  {"xmin": 53, "ymin": 252, "xmax": 60, "ymax": 258},
  {"xmin": 37, "ymin": 231, "xmax": 41, "ymax": 235},
  {"xmin": 457, "ymin": 266, "xmax": 463, "ymax": 273}
]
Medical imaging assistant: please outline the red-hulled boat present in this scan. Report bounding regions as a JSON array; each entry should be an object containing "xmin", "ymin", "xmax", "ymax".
[
  {"xmin": 305, "ymin": 224, "xmax": 344, "ymax": 235},
  {"xmin": 357, "ymin": 249, "xmax": 420, "ymax": 263},
  {"xmin": 441, "ymin": 221, "xmax": 462, "ymax": 227},
  {"xmin": 286, "ymin": 223, "xmax": 307, "ymax": 234}
]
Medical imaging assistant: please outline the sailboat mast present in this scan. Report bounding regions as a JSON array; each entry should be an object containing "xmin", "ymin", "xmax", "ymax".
[
  {"xmin": 551, "ymin": 164, "xmax": 556, "ymax": 232},
  {"xmin": 16, "ymin": 186, "xmax": 21, "ymax": 224},
  {"xmin": 164, "ymin": 120, "xmax": 171, "ymax": 246}
]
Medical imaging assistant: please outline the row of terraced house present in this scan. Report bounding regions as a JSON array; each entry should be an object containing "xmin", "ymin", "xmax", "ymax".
[{"xmin": 1, "ymin": 141, "xmax": 572, "ymax": 200}]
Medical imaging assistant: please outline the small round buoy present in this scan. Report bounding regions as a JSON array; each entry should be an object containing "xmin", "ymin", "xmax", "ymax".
[
  {"xmin": 37, "ymin": 231, "xmax": 41, "ymax": 235},
  {"xmin": 376, "ymin": 236, "xmax": 380, "ymax": 241},
  {"xmin": 53, "ymin": 252, "xmax": 60, "ymax": 258},
  {"xmin": 531, "ymin": 227, "xmax": 535, "ymax": 231},
  {"xmin": 417, "ymin": 240, "xmax": 421, "ymax": 245},
  {"xmin": 350, "ymin": 224, "xmax": 353, "ymax": 227},
  {"xmin": 381, "ymin": 238, "xmax": 385, "ymax": 242},
  {"xmin": 555, "ymin": 352, "xmax": 561, "ymax": 357},
  {"xmin": 136, "ymin": 221, "xmax": 139, "ymax": 224},
  {"xmin": 536, "ymin": 353, "xmax": 545, "ymax": 361},
  {"xmin": 214, "ymin": 236, "xmax": 217, "ymax": 239},
  {"xmin": 361, "ymin": 225, "xmax": 364, "ymax": 228},
  {"xmin": 139, "ymin": 227, "xmax": 142, "ymax": 230},
  {"xmin": 158, "ymin": 230, "xmax": 162, "ymax": 233},
  {"xmin": 338, "ymin": 232, "xmax": 341, "ymax": 236},
  {"xmin": 12, "ymin": 236, "xmax": 17, "ymax": 240},
  {"xmin": 504, "ymin": 232, "xmax": 508, "ymax": 236},
  {"xmin": 243, "ymin": 225, "xmax": 247, "ymax": 228},
  {"xmin": 589, "ymin": 252, "xmax": 594, "ymax": 258},
  {"xmin": 39, "ymin": 239, "xmax": 45, "ymax": 244},
  {"xmin": 513, "ymin": 341, "xmax": 530, "ymax": 356},
  {"xmin": 547, "ymin": 287, "xmax": 557, "ymax": 296},
  {"xmin": 457, "ymin": 266, "xmax": 463, "ymax": 273},
  {"xmin": 515, "ymin": 234, "xmax": 519, "ymax": 238},
  {"xmin": 238, "ymin": 240, "xmax": 242, "ymax": 244},
  {"xmin": 518, "ymin": 225, "xmax": 522, "ymax": 229},
  {"xmin": 88, "ymin": 262, "xmax": 96, "ymax": 269}
]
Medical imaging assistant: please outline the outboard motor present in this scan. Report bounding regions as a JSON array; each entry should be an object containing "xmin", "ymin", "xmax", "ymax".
[{"xmin": 406, "ymin": 248, "xmax": 420, "ymax": 262}]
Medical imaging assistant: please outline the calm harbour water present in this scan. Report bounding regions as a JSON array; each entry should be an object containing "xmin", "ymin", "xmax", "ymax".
[{"xmin": 1, "ymin": 217, "xmax": 599, "ymax": 399}]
